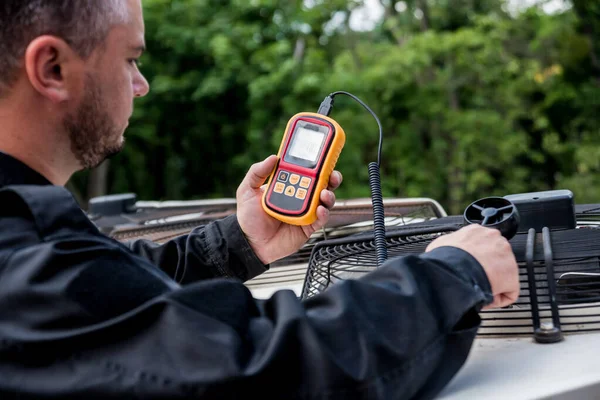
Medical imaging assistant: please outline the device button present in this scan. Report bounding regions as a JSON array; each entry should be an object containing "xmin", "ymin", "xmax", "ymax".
[
  {"xmin": 274, "ymin": 182, "xmax": 285, "ymax": 194},
  {"xmin": 300, "ymin": 177, "xmax": 311, "ymax": 188},
  {"xmin": 285, "ymin": 186, "xmax": 296, "ymax": 197},
  {"xmin": 289, "ymin": 174, "xmax": 300, "ymax": 185},
  {"xmin": 278, "ymin": 171, "xmax": 289, "ymax": 182},
  {"xmin": 296, "ymin": 188, "xmax": 307, "ymax": 200}
]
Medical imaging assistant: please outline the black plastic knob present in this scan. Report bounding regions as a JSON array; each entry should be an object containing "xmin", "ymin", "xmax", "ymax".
[{"xmin": 464, "ymin": 197, "xmax": 520, "ymax": 240}]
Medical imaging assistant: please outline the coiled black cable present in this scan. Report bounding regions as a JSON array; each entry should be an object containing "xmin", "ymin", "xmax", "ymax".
[
  {"xmin": 368, "ymin": 161, "xmax": 388, "ymax": 266},
  {"xmin": 318, "ymin": 91, "xmax": 388, "ymax": 266}
]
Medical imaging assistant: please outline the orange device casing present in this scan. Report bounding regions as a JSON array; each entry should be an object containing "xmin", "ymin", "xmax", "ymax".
[{"xmin": 262, "ymin": 112, "xmax": 345, "ymax": 226}]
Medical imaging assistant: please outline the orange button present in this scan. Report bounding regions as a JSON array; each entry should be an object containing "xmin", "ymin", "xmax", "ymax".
[
  {"xmin": 300, "ymin": 177, "xmax": 312, "ymax": 188},
  {"xmin": 289, "ymin": 174, "xmax": 300, "ymax": 185},
  {"xmin": 274, "ymin": 182, "xmax": 285, "ymax": 193},
  {"xmin": 296, "ymin": 188, "xmax": 307, "ymax": 200},
  {"xmin": 285, "ymin": 186, "xmax": 296, "ymax": 197}
]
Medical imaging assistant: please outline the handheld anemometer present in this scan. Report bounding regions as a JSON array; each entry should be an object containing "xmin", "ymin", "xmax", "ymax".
[
  {"xmin": 262, "ymin": 91, "xmax": 387, "ymax": 265},
  {"xmin": 262, "ymin": 91, "xmax": 385, "ymax": 242},
  {"xmin": 261, "ymin": 111, "xmax": 346, "ymax": 226}
]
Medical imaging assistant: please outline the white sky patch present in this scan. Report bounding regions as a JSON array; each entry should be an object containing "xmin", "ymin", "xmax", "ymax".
[
  {"xmin": 339, "ymin": 0, "xmax": 572, "ymax": 31},
  {"xmin": 349, "ymin": 0, "xmax": 385, "ymax": 31},
  {"xmin": 505, "ymin": 0, "xmax": 571, "ymax": 14}
]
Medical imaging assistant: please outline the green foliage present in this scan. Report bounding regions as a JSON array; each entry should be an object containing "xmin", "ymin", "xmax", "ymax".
[{"xmin": 80, "ymin": 0, "xmax": 599, "ymax": 214}]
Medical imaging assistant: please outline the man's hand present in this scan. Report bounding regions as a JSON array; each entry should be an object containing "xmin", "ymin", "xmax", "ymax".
[
  {"xmin": 426, "ymin": 224, "xmax": 520, "ymax": 309},
  {"xmin": 236, "ymin": 155, "xmax": 343, "ymax": 265}
]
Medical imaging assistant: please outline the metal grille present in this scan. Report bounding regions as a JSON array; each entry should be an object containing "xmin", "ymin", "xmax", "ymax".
[
  {"xmin": 301, "ymin": 217, "xmax": 600, "ymax": 341},
  {"xmin": 244, "ymin": 199, "xmax": 448, "ymax": 293},
  {"xmin": 272, "ymin": 198, "xmax": 447, "ymax": 268},
  {"xmin": 301, "ymin": 223, "xmax": 459, "ymax": 299}
]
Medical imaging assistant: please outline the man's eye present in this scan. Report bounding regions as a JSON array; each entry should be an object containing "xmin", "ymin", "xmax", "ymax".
[{"xmin": 129, "ymin": 59, "xmax": 142, "ymax": 68}]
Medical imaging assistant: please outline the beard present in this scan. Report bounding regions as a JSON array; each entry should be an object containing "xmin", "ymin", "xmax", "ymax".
[{"xmin": 64, "ymin": 75, "xmax": 125, "ymax": 170}]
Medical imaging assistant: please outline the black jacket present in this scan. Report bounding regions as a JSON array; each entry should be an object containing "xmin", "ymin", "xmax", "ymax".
[{"xmin": 0, "ymin": 153, "xmax": 493, "ymax": 399}]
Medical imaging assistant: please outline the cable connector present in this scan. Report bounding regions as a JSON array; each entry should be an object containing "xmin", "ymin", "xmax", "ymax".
[{"xmin": 317, "ymin": 94, "xmax": 335, "ymax": 116}]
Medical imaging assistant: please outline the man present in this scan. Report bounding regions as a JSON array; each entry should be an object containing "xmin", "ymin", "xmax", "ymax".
[{"xmin": 0, "ymin": 1, "xmax": 519, "ymax": 399}]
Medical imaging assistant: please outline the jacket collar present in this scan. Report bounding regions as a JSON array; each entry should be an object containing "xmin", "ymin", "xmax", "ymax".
[{"xmin": 0, "ymin": 152, "xmax": 52, "ymax": 188}]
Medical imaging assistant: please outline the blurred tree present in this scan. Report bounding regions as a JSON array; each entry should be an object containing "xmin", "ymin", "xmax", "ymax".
[
  {"xmin": 69, "ymin": 0, "xmax": 599, "ymax": 215},
  {"xmin": 549, "ymin": 0, "xmax": 600, "ymax": 201}
]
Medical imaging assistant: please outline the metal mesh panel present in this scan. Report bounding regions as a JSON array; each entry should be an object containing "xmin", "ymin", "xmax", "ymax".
[
  {"xmin": 301, "ymin": 219, "xmax": 600, "ymax": 340},
  {"xmin": 245, "ymin": 202, "xmax": 451, "ymax": 293}
]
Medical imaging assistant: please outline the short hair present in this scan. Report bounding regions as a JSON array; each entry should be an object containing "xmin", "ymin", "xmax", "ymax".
[{"xmin": 0, "ymin": 1, "xmax": 129, "ymax": 96}]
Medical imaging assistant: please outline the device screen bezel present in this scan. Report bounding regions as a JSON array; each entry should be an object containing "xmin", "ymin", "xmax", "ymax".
[{"xmin": 283, "ymin": 120, "xmax": 330, "ymax": 169}]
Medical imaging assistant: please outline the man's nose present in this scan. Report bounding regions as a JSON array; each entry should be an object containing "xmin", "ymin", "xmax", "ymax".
[{"xmin": 134, "ymin": 71, "xmax": 150, "ymax": 98}]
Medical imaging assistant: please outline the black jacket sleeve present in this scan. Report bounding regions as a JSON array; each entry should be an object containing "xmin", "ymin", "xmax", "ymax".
[
  {"xmin": 0, "ymin": 232, "xmax": 492, "ymax": 400},
  {"xmin": 124, "ymin": 214, "xmax": 269, "ymax": 283}
]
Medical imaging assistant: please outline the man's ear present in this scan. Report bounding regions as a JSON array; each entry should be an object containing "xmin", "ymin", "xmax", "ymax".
[{"xmin": 24, "ymin": 36, "xmax": 82, "ymax": 103}]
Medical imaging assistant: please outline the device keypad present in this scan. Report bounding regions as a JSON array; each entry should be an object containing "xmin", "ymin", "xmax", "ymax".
[{"xmin": 271, "ymin": 170, "xmax": 313, "ymax": 210}]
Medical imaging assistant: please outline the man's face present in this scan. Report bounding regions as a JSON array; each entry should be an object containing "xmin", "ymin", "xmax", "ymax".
[{"xmin": 67, "ymin": 0, "xmax": 149, "ymax": 169}]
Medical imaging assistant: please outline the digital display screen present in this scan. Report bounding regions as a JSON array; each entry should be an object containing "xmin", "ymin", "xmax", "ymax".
[{"xmin": 287, "ymin": 127, "xmax": 326, "ymax": 163}]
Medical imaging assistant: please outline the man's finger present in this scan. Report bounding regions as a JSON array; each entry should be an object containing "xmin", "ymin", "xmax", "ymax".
[
  {"xmin": 310, "ymin": 205, "xmax": 330, "ymax": 232},
  {"xmin": 327, "ymin": 171, "xmax": 343, "ymax": 191},
  {"xmin": 244, "ymin": 155, "xmax": 278, "ymax": 190},
  {"xmin": 483, "ymin": 292, "xmax": 516, "ymax": 310},
  {"xmin": 320, "ymin": 189, "xmax": 336, "ymax": 210}
]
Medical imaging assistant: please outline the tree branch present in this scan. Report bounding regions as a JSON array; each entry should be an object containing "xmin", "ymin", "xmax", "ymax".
[{"xmin": 417, "ymin": 0, "xmax": 430, "ymax": 32}]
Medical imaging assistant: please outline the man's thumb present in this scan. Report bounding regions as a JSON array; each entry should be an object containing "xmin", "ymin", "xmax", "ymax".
[{"xmin": 245, "ymin": 155, "xmax": 278, "ymax": 190}]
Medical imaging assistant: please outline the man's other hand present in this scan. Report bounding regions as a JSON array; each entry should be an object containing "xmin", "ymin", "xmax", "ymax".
[
  {"xmin": 426, "ymin": 224, "xmax": 520, "ymax": 309},
  {"xmin": 236, "ymin": 155, "xmax": 343, "ymax": 265}
]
